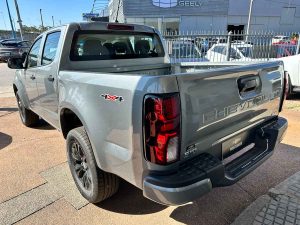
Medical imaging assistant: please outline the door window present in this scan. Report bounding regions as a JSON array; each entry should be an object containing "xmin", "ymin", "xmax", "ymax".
[
  {"xmin": 42, "ymin": 32, "xmax": 61, "ymax": 65},
  {"xmin": 27, "ymin": 38, "xmax": 42, "ymax": 68}
]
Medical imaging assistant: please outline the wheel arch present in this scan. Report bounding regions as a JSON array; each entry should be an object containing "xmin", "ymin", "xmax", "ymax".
[
  {"xmin": 60, "ymin": 107, "xmax": 85, "ymax": 139},
  {"xmin": 59, "ymin": 106, "xmax": 103, "ymax": 170},
  {"xmin": 13, "ymin": 76, "xmax": 30, "ymax": 109}
]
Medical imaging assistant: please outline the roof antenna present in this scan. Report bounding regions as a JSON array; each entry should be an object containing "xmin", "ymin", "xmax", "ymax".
[{"xmin": 115, "ymin": 0, "xmax": 121, "ymax": 23}]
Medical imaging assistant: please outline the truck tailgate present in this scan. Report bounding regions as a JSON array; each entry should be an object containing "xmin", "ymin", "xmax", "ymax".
[{"xmin": 176, "ymin": 61, "xmax": 284, "ymax": 160}]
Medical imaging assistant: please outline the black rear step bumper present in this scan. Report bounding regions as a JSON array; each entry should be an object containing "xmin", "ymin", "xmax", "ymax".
[{"xmin": 143, "ymin": 117, "xmax": 288, "ymax": 206}]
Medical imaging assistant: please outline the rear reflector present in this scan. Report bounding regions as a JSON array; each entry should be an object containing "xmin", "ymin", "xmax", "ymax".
[
  {"xmin": 107, "ymin": 24, "xmax": 134, "ymax": 31},
  {"xmin": 144, "ymin": 94, "xmax": 180, "ymax": 165}
]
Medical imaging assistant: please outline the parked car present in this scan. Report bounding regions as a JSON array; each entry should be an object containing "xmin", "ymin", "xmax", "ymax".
[
  {"xmin": 231, "ymin": 40, "xmax": 253, "ymax": 45},
  {"xmin": 280, "ymin": 54, "xmax": 300, "ymax": 97},
  {"xmin": 0, "ymin": 39, "xmax": 31, "ymax": 62},
  {"xmin": 206, "ymin": 43, "xmax": 254, "ymax": 61},
  {"xmin": 8, "ymin": 22, "xmax": 287, "ymax": 206},
  {"xmin": 169, "ymin": 41, "xmax": 207, "ymax": 63},
  {"xmin": 272, "ymin": 35, "xmax": 290, "ymax": 45},
  {"xmin": 274, "ymin": 43, "xmax": 297, "ymax": 58}
]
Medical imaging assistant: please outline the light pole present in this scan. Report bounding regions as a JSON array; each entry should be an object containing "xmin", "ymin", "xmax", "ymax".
[
  {"xmin": 13, "ymin": 0, "xmax": 23, "ymax": 40},
  {"xmin": 246, "ymin": 0, "xmax": 254, "ymax": 42},
  {"xmin": 40, "ymin": 9, "xmax": 44, "ymax": 31},
  {"xmin": 5, "ymin": 0, "xmax": 16, "ymax": 39},
  {"xmin": 52, "ymin": 16, "xmax": 54, "ymax": 27}
]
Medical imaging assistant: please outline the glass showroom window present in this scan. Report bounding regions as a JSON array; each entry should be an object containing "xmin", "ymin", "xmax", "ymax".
[
  {"xmin": 126, "ymin": 18, "xmax": 145, "ymax": 25},
  {"xmin": 152, "ymin": 0, "xmax": 177, "ymax": 8},
  {"xmin": 144, "ymin": 18, "xmax": 159, "ymax": 30},
  {"xmin": 163, "ymin": 18, "xmax": 180, "ymax": 34}
]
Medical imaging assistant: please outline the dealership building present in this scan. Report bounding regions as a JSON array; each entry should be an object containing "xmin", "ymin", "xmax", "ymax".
[{"xmin": 108, "ymin": 0, "xmax": 300, "ymax": 33}]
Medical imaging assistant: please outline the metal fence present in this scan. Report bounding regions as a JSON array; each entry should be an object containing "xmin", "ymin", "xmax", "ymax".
[{"xmin": 163, "ymin": 31, "xmax": 300, "ymax": 63}]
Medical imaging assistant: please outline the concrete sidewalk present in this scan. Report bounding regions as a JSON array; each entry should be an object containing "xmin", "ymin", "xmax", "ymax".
[{"xmin": 232, "ymin": 171, "xmax": 300, "ymax": 225}]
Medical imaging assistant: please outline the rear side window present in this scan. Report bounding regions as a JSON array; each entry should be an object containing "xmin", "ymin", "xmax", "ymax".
[
  {"xmin": 27, "ymin": 38, "xmax": 42, "ymax": 68},
  {"xmin": 42, "ymin": 32, "xmax": 61, "ymax": 65},
  {"xmin": 70, "ymin": 31, "xmax": 165, "ymax": 61}
]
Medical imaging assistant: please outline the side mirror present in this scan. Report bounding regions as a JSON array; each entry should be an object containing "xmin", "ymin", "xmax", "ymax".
[{"xmin": 7, "ymin": 57, "xmax": 25, "ymax": 69}]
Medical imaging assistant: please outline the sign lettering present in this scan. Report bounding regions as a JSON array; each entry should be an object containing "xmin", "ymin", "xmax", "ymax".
[{"xmin": 152, "ymin": 0, "xmax": 203, "ymax": 8}]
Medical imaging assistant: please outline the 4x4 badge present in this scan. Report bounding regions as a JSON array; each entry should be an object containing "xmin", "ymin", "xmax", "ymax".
[{"xmin": 101, "ymin": 94, "xmax": 124, "ymax": 102}]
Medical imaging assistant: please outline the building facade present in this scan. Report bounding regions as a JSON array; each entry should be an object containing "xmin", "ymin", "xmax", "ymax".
[{"xmin": 108, "ymin": 0, "xmax": 300, "ymax": 33}]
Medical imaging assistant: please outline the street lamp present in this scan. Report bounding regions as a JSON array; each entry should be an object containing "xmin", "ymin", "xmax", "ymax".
[
  {"xmin": 246, "ymin": 0, "xmax": 254, "ymax": 42},
  {"xmin": 40, "ymin": 9, "xmax": 44, "ymax": 31},
  {"xmin": 52, "ymin": 16, "xmax": 55, "ymax": 27},
  {"xmin": 13, "ymin": 0, "xmax": 23, "ymax": 40},
  {"xmin": 5, "ymin": 0, "xmax": 16, "ymax": 39}
]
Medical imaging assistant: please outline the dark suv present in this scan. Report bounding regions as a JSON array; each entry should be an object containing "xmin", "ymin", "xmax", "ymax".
[{"xmin": 0, "ymin": 39, "xmax": 31, "ymax": 62}]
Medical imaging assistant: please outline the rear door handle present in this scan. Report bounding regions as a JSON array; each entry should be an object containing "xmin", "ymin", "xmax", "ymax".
[
  {"xmin": 238, "ymin": 76, "xmax": 260, "ymax": 93},
  {"xmin": 48, "ymin": 75, "xmax": 55, "ymax": 82},
  {"xmin": 30, "ymin": 75, "xmax": 36, "ymax": 80}
]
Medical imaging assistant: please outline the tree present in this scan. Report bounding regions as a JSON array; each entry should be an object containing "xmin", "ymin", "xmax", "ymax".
[{"xmin": 22, "ymin": 25, "xmax": 41, "ymax": 33}]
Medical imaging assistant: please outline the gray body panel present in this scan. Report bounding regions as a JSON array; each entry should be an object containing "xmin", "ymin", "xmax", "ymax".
[
  {"xmin": 176, "ymin": 62, "xmax": 283, "ymax": 160},
  {"xmin": 12, "ymin": 22, "xmax": 286, "ymax": 204}
]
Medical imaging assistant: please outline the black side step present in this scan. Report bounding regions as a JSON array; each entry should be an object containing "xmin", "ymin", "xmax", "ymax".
[
  {"xmin": 225, "ymin": 138, "xmax": 270, "ymax": 179},
  {"xmin": 216, "ymin": 117, "xmax": 287, "ymax": 186}
]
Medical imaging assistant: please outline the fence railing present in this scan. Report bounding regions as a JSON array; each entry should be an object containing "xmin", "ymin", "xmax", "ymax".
[{"xmin": 163, "ymin": 31, "xmax": 300, "ymax": 63}]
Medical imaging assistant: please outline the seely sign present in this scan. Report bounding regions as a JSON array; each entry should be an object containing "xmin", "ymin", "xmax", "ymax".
[{"xmin": 152, "ymin": 0, "xmax": 203, "ymax": 8}]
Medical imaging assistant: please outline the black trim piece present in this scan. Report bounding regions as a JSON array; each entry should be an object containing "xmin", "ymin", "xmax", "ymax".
[{"xmin": 41, "ymin": 31, "xmax": 61, "ymax": 66}]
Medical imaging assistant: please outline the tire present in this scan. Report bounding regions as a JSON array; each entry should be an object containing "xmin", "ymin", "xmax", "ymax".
[
  {"xmin": 286, "ymin": 75, "xmax": 293, "ymax": 100},
  {"xmin": 16, "ymin": 92, "xmax": 39, "ymax": 127},
  {"xmin": 66, "ymin": 126, "xmax": 119, "ymax": 203}
]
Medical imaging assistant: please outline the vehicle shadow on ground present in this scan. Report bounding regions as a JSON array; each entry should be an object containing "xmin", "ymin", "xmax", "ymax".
[
  {"xmin": 32, "ymin": 120, "xmax": 55, "ymax": 131},
  {"xmin": 0, "ymin": 132, "xmax": 12, "ymax": 150},
  {"xmin": 0, "ymin": 107, "xmax": 18, "ymax": 112},
  {"xmin": 95, "ymin": 178, "xmax": 240, "ymax": 224},
  {"xmin": 96, "ymin": 180, "xmax": 167, "ymax": 214},
  {"xmin": 94, "ymin": 143, "xmax": 300, "ymax": 225},
  {"xmin": 287, "ymin": 93, "xmax": 300, "ymax": 100}
]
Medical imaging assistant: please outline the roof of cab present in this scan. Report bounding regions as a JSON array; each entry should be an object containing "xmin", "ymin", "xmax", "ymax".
[{"xmin": 71, "ymin": 22, "xmax": 156, "ymax": 33}]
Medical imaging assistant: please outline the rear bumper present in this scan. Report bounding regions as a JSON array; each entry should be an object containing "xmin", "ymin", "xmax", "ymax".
[{"xmin": 143, "ymin": 117, "xmax": 288, "ymax": 205}]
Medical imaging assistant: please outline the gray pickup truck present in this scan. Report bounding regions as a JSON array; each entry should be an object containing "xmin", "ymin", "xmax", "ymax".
[{"xmin": 8, "ymin": 22, "xmax": 288, "ymax": 206}]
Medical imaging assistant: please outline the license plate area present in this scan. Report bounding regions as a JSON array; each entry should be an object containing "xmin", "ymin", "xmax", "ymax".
[{"xmin": 222, "ymin": 131, "xmax": 254, "ymax": 161}]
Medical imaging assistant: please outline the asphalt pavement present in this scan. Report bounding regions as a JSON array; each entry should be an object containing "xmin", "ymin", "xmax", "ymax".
[
  {"xmin": 0, "ymin": 62, "xmax": 15, "ymax": 98},
  {"xmin": 1, "ymin": 62, "xmax": 300, "ymax": 225}
]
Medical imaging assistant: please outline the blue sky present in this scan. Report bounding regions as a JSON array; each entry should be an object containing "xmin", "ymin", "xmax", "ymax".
[{"xmin": 0, "ymin": 0, "xmax": 94, "ymax": 30}]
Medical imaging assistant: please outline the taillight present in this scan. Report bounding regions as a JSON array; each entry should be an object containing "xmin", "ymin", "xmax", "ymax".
[
  {"xmin": 279, "ymin": 71, "xmax": 289, "ymax": 112},
  {"xmin": 144, "ymin": 94, "xmax": 180, "ymax": 165}
]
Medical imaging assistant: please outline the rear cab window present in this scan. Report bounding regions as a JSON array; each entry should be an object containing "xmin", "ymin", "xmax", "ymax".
[{"xmin": 70, "ymin": 31, "xmax": 165, "ymax": 61}]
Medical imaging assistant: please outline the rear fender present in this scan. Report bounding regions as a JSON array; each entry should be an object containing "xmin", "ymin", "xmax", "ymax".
[{"xmin": 59, "ymin": 101, "xmax": 103, "ymax": 170}]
